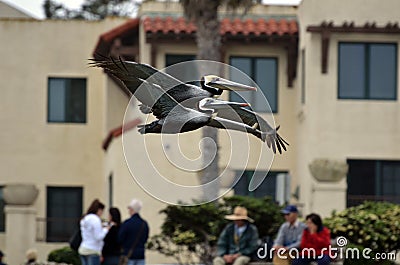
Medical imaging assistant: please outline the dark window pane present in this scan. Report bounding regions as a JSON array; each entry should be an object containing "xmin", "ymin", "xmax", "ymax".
[
  {"xmin": 369, "ymin": 44, "xmax": 397, "ymax": 99},
  {"xmin": 230, "ymin": 58, "xmax": 253, "ymax": 104},
  {"xmin": 339, "ymin": 43, "xmax": 365, "ymax": 99},
  {"xmin": 166, "ymin": 54, "xmax": 196, "ymax": 66},
  {"xmin": 381, "ymin": 162, "xmax": 400, "ymax": 201},
  {"xmin": 347, "ymin": 160, "xmax": 375, "ymax": 196},
  {"xmin": 253, "ymin": 171, "xmax": 277, "ymax": 198},
  {"xmin": 255, "ymin": 58, "xmax": 277, "ymax": 112},
  {"xmin": 48, "ymin": 79, "xmax": 66, "ymax": 122},
  {"xmin": 165, "ymin": 54, "xmax": 196, "ymax": 82},
  {"xmin": 48, "ymin": 78, "xmax": 86, "ymax": 123},
  {"xmin": 234, "ymin": 170, "xmax": 284, "ymax": 199},
  {"xmin": 47, "ymin": 187, "xmax": 83, "ymax": 242},
  {"xmin": 234, "ymin": 171, "xmax": 251, "ymax": 196},
  {"xmin": 67, "ymin": 79, "xmax": 87, "ymax": 122},
  {"xmin": 230, "ymin": 57, "xmax": 278, "ymax": 113}
]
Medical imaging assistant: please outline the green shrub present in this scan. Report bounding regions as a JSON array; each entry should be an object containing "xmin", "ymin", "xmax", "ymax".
[
  {"xmin": 324, "ymin": 201, "xmax": 400, "ymax": 253},
  {"xmin": 147, "ymin": 195, "xmax": 284, "ymax": 265},
  {"xmin": 48, "ymin": 247, "xmax": 81, "ymax": 265}
]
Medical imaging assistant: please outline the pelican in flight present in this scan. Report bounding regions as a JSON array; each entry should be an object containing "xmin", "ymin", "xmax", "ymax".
[
  {"xmin": 125, "ymin": 80, "xmax": 266, "ymax": 140},
  {"xmin": 91, "ymin": 57, "xmax": 288, "ymax": 153}
]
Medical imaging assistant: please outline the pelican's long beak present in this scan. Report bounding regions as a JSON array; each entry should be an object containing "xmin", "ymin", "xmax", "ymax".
[
  {"xmin": 204, "ymin": 75, "xmax": 257, "ymax": 91},
  {"xmin": 202, "ymin": 99, "xmax": 249, "ymax": 110}
]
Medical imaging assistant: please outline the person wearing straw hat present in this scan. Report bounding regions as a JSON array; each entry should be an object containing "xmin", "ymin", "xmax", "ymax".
[{"xmin": 213, "ymin": 206, "xmax": 259, "ymax": 265}]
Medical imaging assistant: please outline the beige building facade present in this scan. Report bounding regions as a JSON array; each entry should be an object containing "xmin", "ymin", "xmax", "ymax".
[{"xmin": 0, "ymin": 0, "xmax": 399, "ymax": 264}]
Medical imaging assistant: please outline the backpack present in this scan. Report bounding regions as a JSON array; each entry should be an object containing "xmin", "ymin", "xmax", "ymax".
[{"xmin": 69, "ymin": 225, "xmax": 82, "ymax": 251}]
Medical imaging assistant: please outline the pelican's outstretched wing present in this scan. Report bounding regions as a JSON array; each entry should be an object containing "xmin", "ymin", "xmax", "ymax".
[
  {"xmin": 90, "ymin": 57, "xmax": 184, "ymax": 94},
  {"xmin": 207, "ymin": 116, "xmax": 265, "ymax": 142},
  {"xmin": 214, "ymin": 105, "xmax": 289, "ymax": 154}
]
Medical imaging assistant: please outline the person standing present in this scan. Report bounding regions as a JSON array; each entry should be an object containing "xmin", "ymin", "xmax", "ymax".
[
  {"xmin": 79, "ymin": 199, "xmax": 109, "ymax": 265},
  {"xmin": 102, "ymin": 207, "xmax": 122, "ymax": 265},
  {"xmin": 213, "ymin": 206, "xmax": 259, "ymax": 265},
  {"xmin": 272, "ymin": 205, "xmax": 306, "ymax": 265},
  {"xmin": 118, "ymin": 199, "xmax": 149, "ymax": 265}
]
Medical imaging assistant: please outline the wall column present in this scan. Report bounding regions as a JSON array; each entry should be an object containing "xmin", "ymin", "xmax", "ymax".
[
  {"xmin": 4, "ymin": 206, "xmax": 37, "ymax": 265},
  {"xmin": 3, "ymin": 183, "xmax": 39, "ymax": 265},
  {"xmin": 308, "ymin": 159, "xmax": 348, "ymax": 217},
  {"xmin": 311, "ymin": 181, "xmax": 347, "ymax": 217}
]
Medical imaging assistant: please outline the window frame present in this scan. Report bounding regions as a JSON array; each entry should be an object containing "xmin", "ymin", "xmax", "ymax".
[
  {"xmin": 347, "ymin": 159, "xmax": 400, "ymax": 206},
  {"xmin": 233, "ymin": 170, "xmax": 287, "ymax": 199},
  {"xmin": 229, "ymin": 56, "xmax": 279, "ymax": 113},
  {"xmin": 46, "ymin": 186, "xmax": 83, "ymax": 242},
  {"xmin": 338, "ymin": 42, "xmax": 397, "ymax": 100},
  {"xmin": 47, "ymin": 77, "xmax": 87, "ymax": 124}
]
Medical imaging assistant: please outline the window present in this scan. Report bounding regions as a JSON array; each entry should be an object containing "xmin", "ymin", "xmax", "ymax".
[
  {"xmin": 46, "ymin": 187, "xmax": 83, "ymax": 242},
  {"xmin": 234, "ymin": 170, "xmax": 287, "ymax": 199},
  {"xmin": 166, "ymin": 54, "xmax": 196, "ymax": 66},
  {"xmin": 165, "ymin": 54, "xmax": 196, "ymax": 82},
  {"xmin": 230, "ymin": 57, "xmax": 278, "ymax": 112},
  {"xmin": 338, "ymin": 43, "xmax": 397, "ymax": 100},
  {"xmin": 48, "ymin": 78, "xmax": 87, "ymax": 123},
  {"xmin": 347, "ymin": 159, "xmax": 400, "ymax": 206},
  {"xmin": 0, "ymin": 187, "xmax": 5, "ymax": 232},
  {"xmin": 108, "ymin": 173, "xmax": 113, "ymax": 207}
]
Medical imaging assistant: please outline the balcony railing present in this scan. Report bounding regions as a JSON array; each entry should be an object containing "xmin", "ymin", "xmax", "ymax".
[{"xmin": 36, "ymin": 217, "xmax": 80, "ymax": 242}]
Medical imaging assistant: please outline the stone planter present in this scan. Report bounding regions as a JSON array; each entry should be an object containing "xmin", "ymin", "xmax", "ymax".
[
  {"xmin": 309, "ymin": 159, "xmax": 348, "ymax": 182},
  {"xmin": 3, "ymin": 183, "xmax": 39, "ymax": 205}
]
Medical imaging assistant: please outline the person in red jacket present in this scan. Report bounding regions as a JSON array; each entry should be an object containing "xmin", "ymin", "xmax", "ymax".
[{"xmin": 292, "ymin": 213, "xmax": 331, "ymax": 265}]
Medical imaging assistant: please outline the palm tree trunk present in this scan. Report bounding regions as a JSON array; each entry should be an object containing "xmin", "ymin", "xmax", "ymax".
[{"xmin": 183, "ymin": 0, "xmax": 222, "ymax": 202}]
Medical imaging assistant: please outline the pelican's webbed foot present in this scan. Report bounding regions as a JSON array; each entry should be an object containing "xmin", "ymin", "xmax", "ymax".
[{"xmin": 138, "ymin": 120, "xmax": 162, "ymax": 134}]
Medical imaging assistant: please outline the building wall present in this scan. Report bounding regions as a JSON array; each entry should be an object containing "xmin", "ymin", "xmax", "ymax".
[
  {"xmin": 297, "ymin": 0, "xmax": 400, "ymax": 215},
  {"xmin": 1, "ymin": 0, "xmax": 399, "ymax": 262},
  {"xmin": 0, "ymin": 17, "xmax": 127, "ymax": 263}
]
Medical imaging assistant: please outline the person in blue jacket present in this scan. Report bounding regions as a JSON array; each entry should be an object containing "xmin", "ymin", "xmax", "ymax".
[{"xmin": 118, "ymin": 199, "xmax": 149, "ymax": 265}]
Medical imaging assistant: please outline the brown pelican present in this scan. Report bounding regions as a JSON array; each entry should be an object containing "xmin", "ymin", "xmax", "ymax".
[
  {"xmin": 132, "ymin": 80, "xmax": 266, "ymax": 140},
  {"xmin": 91, "ymin": 57, "xmax": 288, "ymax": 153}
]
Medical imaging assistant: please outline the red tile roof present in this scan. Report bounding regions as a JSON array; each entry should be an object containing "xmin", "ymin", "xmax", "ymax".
[
  {"xmin": 143, "ymin": 16, "xmax": 298, "ymax": 36},
  {"xmin": 93, "ymin": 18, "xmax": 140, "ymax": 57}
]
